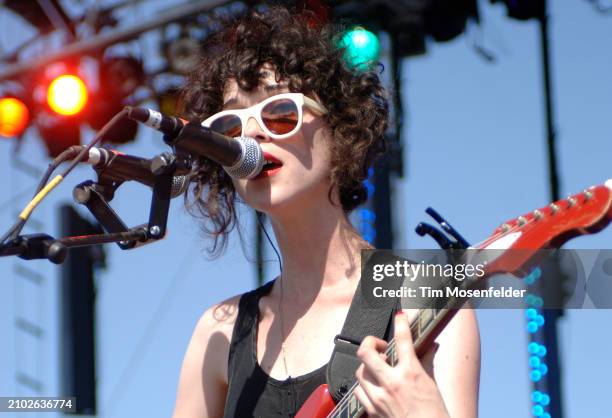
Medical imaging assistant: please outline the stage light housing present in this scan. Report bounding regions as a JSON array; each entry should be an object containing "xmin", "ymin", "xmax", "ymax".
[
  {"xmin": 101, "ymin": 56, "xmax": 145, "ymax": 98},
  {"xmin": 83, "ymin": 54, "xmax": 144, "ymax": 145},
  {"xmin": 339, "ymin": 27, "xmax": 381, "ymax": 70},
  {"xmin": 36, "ymin": 110, "xmax": 81, "ymax": 157},
  {"xmin": 0, "ymin": 97, "xmax": 30, "ymax": 137},
  {"xmin": 47, "ymin": 74, "xmax": 88, "ymax": 116}
]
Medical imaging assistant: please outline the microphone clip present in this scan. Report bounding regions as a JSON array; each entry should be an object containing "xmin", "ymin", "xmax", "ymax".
[{"xmin": 150, "ymin": 152, "xmax": 193, "ymax": 176}]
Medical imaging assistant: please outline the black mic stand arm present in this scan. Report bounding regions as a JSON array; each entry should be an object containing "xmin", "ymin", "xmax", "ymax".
[{"xmin": 0, "ymin": 156, "xmax": 180, "ymax": 264}]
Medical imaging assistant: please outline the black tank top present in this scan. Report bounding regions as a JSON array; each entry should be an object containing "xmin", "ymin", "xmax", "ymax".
[{"xmin": 223, "ymin": 280, "xmax": 327, "ymax": 418}]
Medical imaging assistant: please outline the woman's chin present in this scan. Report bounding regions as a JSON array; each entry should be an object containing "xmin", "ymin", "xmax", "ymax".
[{"xmin": 242, "ymin": 192, "xmax": 305, "ymax": 214}]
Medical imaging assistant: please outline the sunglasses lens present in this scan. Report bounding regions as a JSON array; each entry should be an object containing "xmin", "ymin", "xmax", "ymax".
[
  {"xmin": 210, "ymin": 114, "xmax": 242, "ymax": 138},
  {"xmin": 262, "ymin": 98, "xmax": 299, "ymax": 136}
]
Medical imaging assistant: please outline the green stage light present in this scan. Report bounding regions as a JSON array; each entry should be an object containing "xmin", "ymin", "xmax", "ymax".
[{"xmin": 339, "ymin": 27, "xmax": 380, "ymax": 70}]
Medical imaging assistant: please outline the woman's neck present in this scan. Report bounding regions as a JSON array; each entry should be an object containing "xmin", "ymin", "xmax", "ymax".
[{"xmin": 267, "ymin": 199, "xmax": 372, "ymax": 304}]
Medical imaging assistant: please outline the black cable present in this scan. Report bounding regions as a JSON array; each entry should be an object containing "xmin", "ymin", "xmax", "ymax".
[
  {"xmin": 256, "ymin": 210, "xmax": 282, "ymax": 274},
  {"xmin": 59, "ymin": 108, "xmax": 128, "ymax": 180},
  {"xmin": 33, "ymin": 146, "xmax": 82, "ymax": 196},
  {"xmin": 0, "ymin": 108, "xmax": 129, "ymax": 245},
  {"xmin": 0, "ymin": 149, "xmax": 80, "ymax": 245},
  {"xmin": 0, "ymin": 219, "xmax": 25, "ymax": 246}
]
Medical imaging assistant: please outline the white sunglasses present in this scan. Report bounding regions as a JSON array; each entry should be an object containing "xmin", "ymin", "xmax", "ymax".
[{"xmin": 201, "ymin": 92, "xmax": 328, "ymax": 140}]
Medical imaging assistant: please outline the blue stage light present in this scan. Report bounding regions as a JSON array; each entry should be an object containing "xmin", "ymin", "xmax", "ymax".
[
  {"xmin": 527, "ymin": 321, "xmax": 539, "ymax": 333},
  {"xmin": 533, "ymin": 296, "xmax": 544, "ymax": 308},
  {"xmin": 530, "ymin": 370, "xmax": 542, "ymax": 382},
  {"xmin": 532, "ymin": 267, "xmax": 542, "ymax": 279},
  {"xmin": 359, "ymin": 167, "xmax": 376, "ymax": 244},
  {"xmin": 339, "ymin": 27, "xmax": 381, "ymax": 70},
  {"xmin": 531, "ymin": 391, "xmax": 542, "ymax": 403},
  {"xmin": 532, "ymin": 404, "xmax": 544, "ymax": 416},
  {"xmin": 525, "ymin": 266, "xmax": 550, "ymax": 418},
  {"xmin": 526, "ymin": 308, "xmax": 538, "ymax": 319},
  {"xmin": 537, "ymin": 346, "xmax": 547, "ymax": 357}
]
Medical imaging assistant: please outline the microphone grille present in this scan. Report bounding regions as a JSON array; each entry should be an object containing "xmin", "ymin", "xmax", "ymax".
[
  {"xmin": 223, "ymin": 137, "xmax": 264, "ymax": 179},
  {"xmin": 170, "ymin": 175, "xmax": 189, "ymax": 198}
]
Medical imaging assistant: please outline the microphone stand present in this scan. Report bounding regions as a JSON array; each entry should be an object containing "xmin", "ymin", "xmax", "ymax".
[{"xmin": 0, "ymin": 154, "xmax": 181, "ymax": 264}]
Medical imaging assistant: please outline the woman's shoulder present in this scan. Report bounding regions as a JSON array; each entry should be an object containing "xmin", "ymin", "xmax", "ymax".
[
  {"xmin": 195, "ymin": 293, "xmax": 242, "ymax": 344},
  {"xmin": 194, "ymin": 280, "xmax": 275, "ymax": 347},
  {"xmin": 173, "ymin": 293, "xmax": 244, "ymax": 417}
]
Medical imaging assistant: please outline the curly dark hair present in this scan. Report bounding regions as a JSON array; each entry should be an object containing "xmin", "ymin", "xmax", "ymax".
[{"xmin": 180, "ymin": 5, "xmax": 389, "ymax": 256}]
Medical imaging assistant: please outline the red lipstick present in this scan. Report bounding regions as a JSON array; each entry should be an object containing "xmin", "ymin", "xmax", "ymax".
[{"xmin": 255, "ymin": 152, "xmax": 283, "ymax": 179}]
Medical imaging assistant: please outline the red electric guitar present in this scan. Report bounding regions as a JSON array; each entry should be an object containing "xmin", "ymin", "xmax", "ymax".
[{"xmin": 296, "ymin": 180, "xmax": 612, "ymax": 418}]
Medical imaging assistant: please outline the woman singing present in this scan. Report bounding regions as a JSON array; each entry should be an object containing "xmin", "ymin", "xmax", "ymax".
[{"xmin": 172, "ymin": 6, "xmax": 480, "ymax": 418}]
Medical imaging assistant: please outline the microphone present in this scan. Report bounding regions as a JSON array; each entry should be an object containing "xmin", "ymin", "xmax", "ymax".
[
  {"xmin": 81, "ymin": 147, "xmax": 189, "ymax": 198},
  {"xmin": 126, "ymin": 107, "xmax": 264, "ymax": 179},
  {"xmin": 125, "ymin": 107, "xmax": 185, "ymax": 140}
]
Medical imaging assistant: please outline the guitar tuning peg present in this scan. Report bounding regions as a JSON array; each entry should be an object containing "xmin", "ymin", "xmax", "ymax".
[
  {"xmin": 549, "ymin": 203, "xmax": 559, "ymax": 214},
  {"xmin": 583, "ymin": 189, "xmax": 594, "ymax": 201},
  {"xmin": 567, "ymin": 195, "xmax": 578, "ymax": 208}
]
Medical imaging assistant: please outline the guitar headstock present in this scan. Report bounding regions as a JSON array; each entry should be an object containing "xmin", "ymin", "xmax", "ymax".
[{"xmin": 476, "ymin": 180, "xmax": 611, "ymax": 276}]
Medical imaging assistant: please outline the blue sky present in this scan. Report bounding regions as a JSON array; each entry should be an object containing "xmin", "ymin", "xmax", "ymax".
[{"xmin": 0, "ymin": 1, "xmax": 611, "ymax": 417}]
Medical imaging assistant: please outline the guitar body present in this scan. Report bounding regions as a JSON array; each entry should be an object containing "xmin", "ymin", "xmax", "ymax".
[{"xmin": 295, "ymin": 385, "xmax": 335, "ymax": 418}]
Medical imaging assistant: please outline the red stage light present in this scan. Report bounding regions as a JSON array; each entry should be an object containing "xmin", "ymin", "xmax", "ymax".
[
  {"xmin": 47, "ymin": 74, "xmax": 88, "ymax": 116},
  {"xmin": 0, "ymin": 97, "xmax": 30, "ymax": 137}
]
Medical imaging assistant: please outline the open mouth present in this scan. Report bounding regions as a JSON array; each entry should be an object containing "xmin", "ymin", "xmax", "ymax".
[
  {"xmin": 262, "ymin": 159, "xmax": 283, "ymax": 172},
  {"xmin": 255, "ymin": 153, "xmax": 283, "ymax": 179}
]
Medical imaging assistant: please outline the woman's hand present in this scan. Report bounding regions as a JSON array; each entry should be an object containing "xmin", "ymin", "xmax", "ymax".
[{"xmin": 353, "ymin": 311, "xmax": 450, "ymax": 418}]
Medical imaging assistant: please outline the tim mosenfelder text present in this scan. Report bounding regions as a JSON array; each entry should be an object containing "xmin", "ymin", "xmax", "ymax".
[{"xmin": 372, "ymin": 286, "xmax": 527, "ymax": 299}]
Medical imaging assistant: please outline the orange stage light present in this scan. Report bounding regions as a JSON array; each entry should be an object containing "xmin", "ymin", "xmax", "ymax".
[
  {"xmin": 47, "ymin": 74, "xmax": 88, "ymax": 116},
  {"xmin": 0, "ymin": 97, "xmax": 30, "ymax": 137}
]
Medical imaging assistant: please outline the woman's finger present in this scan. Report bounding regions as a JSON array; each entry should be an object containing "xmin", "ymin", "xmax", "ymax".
[
  {"xmin": 354, "ymin": 364, "xmax": 387, "ymax": 416},
  {"xmin": 352, "ymin": 384, "xmax": 376, "ymax": 417},
  {"xmin": 394, "ymin": 311, "xmax": 424, "ymax": 373},
  {"xmin": 357, "ymin": 336, "xmax": 391, "ymax": 382},
  {"xmin": 360, "ymin": 335, "xmax": 389, "ymax": 353}
]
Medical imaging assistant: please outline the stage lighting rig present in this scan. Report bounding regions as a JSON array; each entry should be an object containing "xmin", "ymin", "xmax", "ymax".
[
  {"xmin": 3, "ymin": 0, "xmax": 74, "ymax": 35},
  {"xmin": 329, "ymin": 0, "xmax": 479, "ymax": 56}
]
